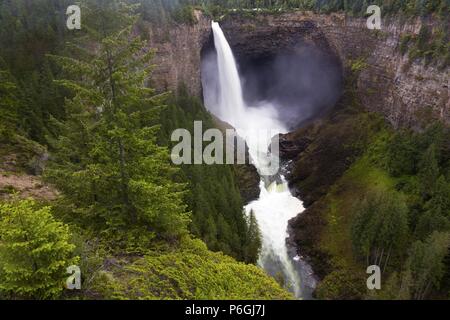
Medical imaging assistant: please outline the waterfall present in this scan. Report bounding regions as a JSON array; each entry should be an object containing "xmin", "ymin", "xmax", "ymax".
[
  {"xmin": 210, "ymin": 21, "xmax": 285, "ymax": 174},
  {"xmin": 211, "ymin": 21, "xmax": 246, "ymax": 127},
  {"xmin": 207, "ymin": 21, "xmax": 317, "ymax": 299}
]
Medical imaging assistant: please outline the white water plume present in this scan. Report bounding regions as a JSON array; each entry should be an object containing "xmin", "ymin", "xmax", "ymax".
[
  {"xmin": 205, "ymin": 21, "xmax": 316, "ymax": 299},
  {"xmin": 210, "ymin": 21, "xmax": 286, "ymax": 171}
]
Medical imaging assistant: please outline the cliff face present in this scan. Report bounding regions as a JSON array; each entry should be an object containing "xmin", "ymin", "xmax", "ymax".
[
  {"xmin": 147, "ymin": 10, "xmax": 210, "ymax": 97},
  {"xmin": 149, "ymin": 11, "xmax": 449, "ymax": 128},
  {"xmin": 339, "ymin": 16, "xmax": 449, "ymax": 128}
]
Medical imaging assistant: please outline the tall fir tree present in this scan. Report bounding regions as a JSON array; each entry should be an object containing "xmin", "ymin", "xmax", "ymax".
[
  {"xmin": 244, "ymin": 210, "xmax": 262, "ymax": 264},
  {"xmin": 418, "ymin": 143, "xmax": 440, "ymax": 199},
  {"xmin": 45, "ymin": 0, "xmax": 190, "ymax": 250},
  {"xmin": 351, "ymin": 191, "xmax": 409, "ymax": 270},
  {"xmin": 403, "ymin": 232, "xmax": 450, "ymax": 300}
]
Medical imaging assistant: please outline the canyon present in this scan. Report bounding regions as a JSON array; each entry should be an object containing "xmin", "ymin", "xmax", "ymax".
[
  {"xmin": 1, "ymin": 1, "xmax": 449, "ymax": 301},
  {"xmin": 147, "ymin": 9, "xmax": 449, "ymax": 298},
  {"xmin": 148, "ymin": 10, "xmax": 449, "ymax": 128}
]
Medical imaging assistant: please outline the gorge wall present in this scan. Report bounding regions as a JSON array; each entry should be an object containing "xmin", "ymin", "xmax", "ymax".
[
  {"xmin": 148, "ymin": 10, "xmax": 449, "ymax": 128},
  {"xmin": 147, "ymin": 10, "xmax": 211, "ymax": 97}
]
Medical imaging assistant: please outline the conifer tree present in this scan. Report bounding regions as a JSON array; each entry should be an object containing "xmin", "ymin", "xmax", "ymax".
[
  {"xmin": 403, "ymin": 231, "xmax": 450, "ymax": 300},
  {"xmin": 386, "ymin": 130, "xmax": 416, "ymax": 176},
  {"xmin": 244, "ymin": 210, "xmax": 262, "ymax": 264},
  {"xmin": 351, "ymin": 191, "xmax": 409, "ymax": 270},
  {"xmin": 46, "ymin": 0, "xmax": 190, "ymax": 248},
  {"xmin": 415, "ymin": 175, "xmax": 450, "ymax": 239},
  {"xmin": 0, "ymin": 199, "xmax": 77, "ymax": 299},
  {"xmin": 418, "ymin": 143, "xmax": 440, "ymax": 199}
]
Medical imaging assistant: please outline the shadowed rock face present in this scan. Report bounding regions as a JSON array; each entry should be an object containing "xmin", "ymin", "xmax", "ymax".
[{"xmin": 218, "ymin": 19, "xmax": 337, "ymax": 60}]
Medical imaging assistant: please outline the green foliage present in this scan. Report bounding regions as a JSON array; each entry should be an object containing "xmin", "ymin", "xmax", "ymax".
[
  {"xmin": 0, "ymin": 0, "xmax": 70, "ymax": 143},
  {"xmin": 368, "ymin": 271, "xmax": 410, "ymax": 300},
  {"xmin": 351, "ymin": 190, "xmax": 409, "ymax": 270},
  {"xmin": 402, "ymin": 24, "xmax": 449, "ymax": 68},
  {"xmin": 45, "ymin": 1, "xmax": 190, "ymax": 250},
  {"xmin": 294, "ymin": 67, "xmax": 449, "ymax": 298},
  {"xmin": 93, "ymin": 237, "xmax": 292, "ymax": 300},
  {"xmin": 349, "ymin": 58, "xmax": 368, "ymax": 74},
  {"xmin": 415, "ymin": 175, "xmax": 450, "ymax": 240},
  {"xmin": 403, "ymin": 232, "xmax": 450, "ymax": 300},
  {"xmin": 173, "ymin": 5, "xmax": 198, "ymax": 25},
  {"xmin": 0, "ymin": 198, "xmax": 78, "ymax": 299},
  {"xmin": 418, "ymin": 143, "xmax": 440, "ymax": 198},
  {"xmin": 0, "ymin": 67, "xmax": 19, "ymax": 141},
  {"xmin": 374, "ymin": 122, "xmax": 450, "ymax": 297},
  {"xmin": 315, "ymin": 269, "xmax": 366, "ymax": 300},
  {"xmin": 159, "ymin": 87, "xmax": 256, "ymax": 261},
  {"xmin": 136, "ymin": 0, "xmax": 449, "ymax": 20},
  {"xmin": 385, "ymin": 130, "xmax": 416, "ymax": 176},
  {"xmin": 382, "ymin": 123, "xmax": 449, "ymax": 183},
  {"xmin": 243, "ymin": 210, "xmax": 262, "ymax": 264}
]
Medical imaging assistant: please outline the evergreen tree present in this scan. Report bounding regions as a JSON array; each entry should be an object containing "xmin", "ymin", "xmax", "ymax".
[
  {"xmin": 403, "ymin": 231, "xmax": 450, "ymax": 300},
  {"xmin": 244, "ymin": 210, "xmax": 262, "ymax": 264},
  {"xmin": 0, "ymin": 198, "xmax": 77, "ymax": 299},
  {"xmin": 351, "ymin": 190, "xmax": 409, "ymax": 270},
  {"xmin": 0, "ymin": 0, "xmax": 71, "ymax": 143},
  {"xmin": 45, "ymin": 0, "xmax": 190, "ymax": 249},
  {"xmin": 415, "ymin": 175, "xmax": 450, "ymax": 239},
  {"xmin": 418, "ymin": 143, "xmax": 440, "ymax": 199},
  {"xmin": 160, "ymin": 89, "xmax": 251, "ymax": 261},
  {"xmin": 386, "ymin": 130, "xmax": 416, "ymax": 177}
]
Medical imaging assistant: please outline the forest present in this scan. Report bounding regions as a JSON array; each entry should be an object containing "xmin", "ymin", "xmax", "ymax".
[
  {"xmin": 0, "ymin": 0, "xmax": 274, "ymax": 299},
  {"xmin": 286, "ymin": 59, "xmax": 450, "ymax": 299},
  {"xmin": 138, "ymin": 0, "xmax": 449, "ymax": 23},
  {"xmin": 0, "ymin": 0, "xmax": 449, "ymax": 301}
]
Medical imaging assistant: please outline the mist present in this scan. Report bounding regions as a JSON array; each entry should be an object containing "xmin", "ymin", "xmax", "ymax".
[{"xmin": 202, "ymin": 39, "xmax": 343, "ymax": 130}]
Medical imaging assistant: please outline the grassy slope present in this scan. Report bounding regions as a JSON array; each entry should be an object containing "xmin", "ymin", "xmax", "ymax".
[
  {"xmin": 306, "ymin": 151, "xmax": 401, "ymax": 299},
  {"xmin": 287, "ymin": 96, "xmax": 404, "ymax": 298},
  {"xmin": 320, "ymin": 156, "xmax": 396, "ymax": 271}
]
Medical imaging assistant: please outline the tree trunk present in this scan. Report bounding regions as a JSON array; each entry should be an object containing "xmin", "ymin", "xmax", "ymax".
[
  {"xmin": 378, "ymin": 247, "xmax": 385, "ymax": 270},
  {"xmin": 118, "ymin": 139, "xmax": 136, "ymax": 224},
  {"xmin": 383, "ymin": 246, "xmax": 392, "ymax": 273}
]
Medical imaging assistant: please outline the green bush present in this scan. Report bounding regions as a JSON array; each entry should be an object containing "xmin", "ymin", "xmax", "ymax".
[
  {"xmin": 315, "ymin": 269, "xmax": 366, "ymax": 300},
  {"xmin": 93, "ymin": 237, "xmax": 292, "ymax": 300},
  {"xmin": 0, "ymin": 199, "xmax": 78, "ymax": 299}
]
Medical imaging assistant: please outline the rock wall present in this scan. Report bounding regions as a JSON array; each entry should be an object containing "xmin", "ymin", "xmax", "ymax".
[
  {"xmin": 149, "ymin": 11, "xmax": 449, "ymax": 128},
  {"xmin": 339, "ymin": 16, "xmax": 449, "ymax": 128},
  {"xmin": 147, "ymin": 10, "xmax": 210, "ymax": 97}
]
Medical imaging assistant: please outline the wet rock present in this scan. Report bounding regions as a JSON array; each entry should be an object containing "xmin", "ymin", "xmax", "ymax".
[{"xmin": 279, "ymin": 134, "xmax": 312, "ymax": 161}]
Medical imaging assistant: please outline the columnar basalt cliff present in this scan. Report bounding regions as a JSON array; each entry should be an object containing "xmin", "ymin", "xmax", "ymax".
[{"xmin": 149, "ymin": 11, "xmax": 449, "ymax": 127}]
